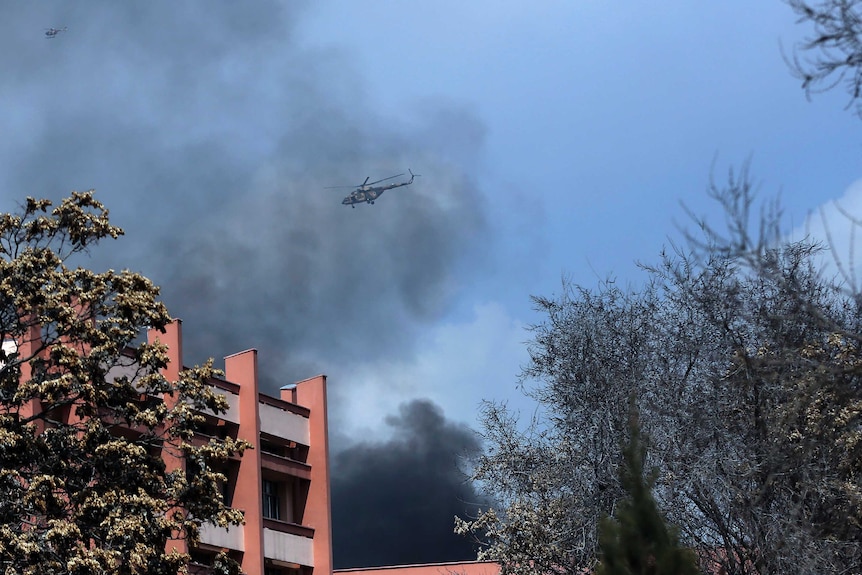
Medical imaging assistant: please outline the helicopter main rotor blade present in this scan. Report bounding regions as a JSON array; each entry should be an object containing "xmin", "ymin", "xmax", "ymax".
[
  {"xmin": 324, "ymin": 172, "xmax": 407, "ymax": 189},
  {"xmin": 366, "ymin": 173, "xmax": 405, "ymax": 186}
]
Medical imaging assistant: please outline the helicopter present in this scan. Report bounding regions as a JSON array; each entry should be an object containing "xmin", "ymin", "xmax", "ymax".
[
  {"xmin": 329, "ymin": 169, "xmax": 420, "ymax": 208},
  {"xmin": 45, "ymin": 27, "xmax": 67, "ymax": 38}
]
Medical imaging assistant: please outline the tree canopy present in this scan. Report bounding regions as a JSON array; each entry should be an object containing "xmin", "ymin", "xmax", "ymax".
[
  {"xmin": 458, "ymin": 3, "xmax": 862, "ymax": 572},
  {"xmin": 595, "ymin": 410, "xmax": 700, "ymax": 575},
  {"xmin": 459, "ymin": 176, "xmax": 862, "ymax": 575},
  {"xmin": 0, "ymin": 192, "xmax": 247, "ymax": 575}
]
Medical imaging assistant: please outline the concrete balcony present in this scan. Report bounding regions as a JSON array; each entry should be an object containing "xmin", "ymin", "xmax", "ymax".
[
  {"xmin": 199, "ymin": 522, "xmax": 244, "ymax": 552},
  {"xmin": 263, "ymin": 521, "xmax": 314, "ymax": 567},
  {"xmin": 259, "ymin": 400, "xmax": 310, "ymax": 445},
  {"xmin": 215, "ymin": 389, "xmax": 240, "ymax": 424}
]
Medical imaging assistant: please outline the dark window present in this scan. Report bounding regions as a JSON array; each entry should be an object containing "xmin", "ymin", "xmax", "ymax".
[
  {"xmin": 260, "ymin": 439, "xmax": 285, "ymax": 457},
  {"xmin": 262, "ymin": 479, "xmax": 280, "ymax": 520}
]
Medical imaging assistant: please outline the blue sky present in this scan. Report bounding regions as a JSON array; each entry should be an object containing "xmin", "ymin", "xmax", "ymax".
[
  {"xmin": 2, "ymin": 0, "xmax": 860, "ymax": 437},
  {"xmin": 2, "ymin": 1, "xmax": 861, "ymax": 567},
  {"xmin": 296, "ymin": 1, "xmax": 862, "ymax": 436}
]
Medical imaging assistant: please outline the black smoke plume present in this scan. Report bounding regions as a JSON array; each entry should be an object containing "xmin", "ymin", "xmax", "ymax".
[
  {"xmin": 0, "ymin": 2, "xmax": 489, "ymax": 387},
  {"xmin": 331, "ymin": 399, "xmax": 487, "ymax": 568},
  {"xmin": 0, "ymin": 2, "xmax": 493, "ymax": 569}
]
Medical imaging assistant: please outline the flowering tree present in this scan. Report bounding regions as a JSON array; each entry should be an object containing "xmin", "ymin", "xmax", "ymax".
[{"xmin": 0, "ymin": 192, "xmax": 247, "ymax": 575}]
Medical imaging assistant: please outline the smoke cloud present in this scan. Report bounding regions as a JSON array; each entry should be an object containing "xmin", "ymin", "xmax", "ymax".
[
  {"xmin": 331, "ymin": 399, "xmax": 487, "ymax": 568},
  {"xmin": 0, "ymin": 2, "xmax": 490, "ymax": 386},
  {"xmin": 0, "ymin": 2, "xmax": 494, "ymax": 569}
]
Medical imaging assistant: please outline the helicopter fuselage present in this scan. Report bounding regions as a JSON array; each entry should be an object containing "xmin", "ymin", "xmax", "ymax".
[
  {"xmin": 336, "ymin": 170, "xmax": 420, "ymax": 208},
  {"xmin": 342, "ymin": 188, "xmax": 384, "ymax": 206}
]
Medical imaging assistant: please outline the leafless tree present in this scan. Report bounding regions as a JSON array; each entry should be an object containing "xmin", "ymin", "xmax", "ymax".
[
  {"xmin": 458, "ymin": 177, "xmax": 862, "ymax": 574},
  {"xmin": 460, "ymin": 3, "xmax": 862, "ymax": 570},
  {"xmin": 785, "ymin": 0, "xmax": 862, "ymax": 115}
]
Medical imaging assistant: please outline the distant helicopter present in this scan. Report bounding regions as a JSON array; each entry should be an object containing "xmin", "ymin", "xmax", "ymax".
[
  {"xmin": 329, "ymin": 170, "xmax": 420, "ymax": 208},
  {"xmin": 45, "ymin": 27, "xmax": 67, "ymax": 38}
]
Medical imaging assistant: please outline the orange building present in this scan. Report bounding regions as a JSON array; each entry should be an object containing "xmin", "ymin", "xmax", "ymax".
[
  {"xmin": 6, "ymin": 317, "xmax": 495, "ymax": 575},
  {"xmin": 148, "ymin": 320, "xmax": 333, "ymax": 575},
  {"xmin": 149, "ymin": 320, "xmax": 497, "ymax": 575},
  {"xmin": 334, "ymin": 562, "xmax": 500, "ymax": 575}
]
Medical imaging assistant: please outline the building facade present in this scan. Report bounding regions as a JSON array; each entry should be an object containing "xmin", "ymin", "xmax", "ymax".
[
  {"xmin": 155, "ymin": 321, "xmax": 497, "ymax": 575},
  {"xmin": 6, "ymin": 317, "xmax": 495, "ymax": 575},
  {"xmin": 150, "ymin": 320, "xmax": 333, "ymax": 575},
  {"xmin": 334, "ymin": 562, "xmax": 500, "ymax": 575}
]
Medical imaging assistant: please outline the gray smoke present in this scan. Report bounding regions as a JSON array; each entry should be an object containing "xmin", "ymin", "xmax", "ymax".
[
  {"xmin": 1, "ymin": 3, "xmax": 494, "ymax": 568},
  {"xmin": 0, "ymin": 1, "xmax": 490, "ymax": 388}
]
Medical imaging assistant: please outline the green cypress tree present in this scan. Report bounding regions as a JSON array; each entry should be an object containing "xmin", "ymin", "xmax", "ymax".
[{"xmin": 596, "ymin": 411, "xmax": 701, "ymax": 575}]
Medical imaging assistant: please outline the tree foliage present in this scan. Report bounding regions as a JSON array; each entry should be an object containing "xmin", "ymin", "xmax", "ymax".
[
  {"xmin": 0, "ymin": 192, "xmax": 247, "ymax": 575},
  {"xmin": 595, "ymin": 410, "xmax": 700, "ymax": 575},
  {"xmin": 458, "ymin": 174, "xmax": 862, "ymax": 574},
  {"xmin": 459, "ymin": 2, "xmax": 862, "ymax": 569}
]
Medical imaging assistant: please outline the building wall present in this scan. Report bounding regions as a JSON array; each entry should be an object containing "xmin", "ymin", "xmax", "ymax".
[
  {"xmin": 152, "ymin": 321, "xmax": 493, "ymax": 575},
  {"xmin": 10, "ymin": 316, "xmax": 491, "ymax": 575},
  {"xmin": 334, "ymin": 562, "xmax": 500, "ymax": 575},
  {"xmin": 149, "ymin": 320, "xmax": 332, "ymax": 575}
]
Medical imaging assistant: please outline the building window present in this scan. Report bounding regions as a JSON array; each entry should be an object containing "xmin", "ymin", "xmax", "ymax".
[
  {"xmin": 262, "ymin": 479, "xmax": 280, "ymax": 520},
  {"xmin": 260, "ymin": 438, "xmax": 285, "ymax": 457}
]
